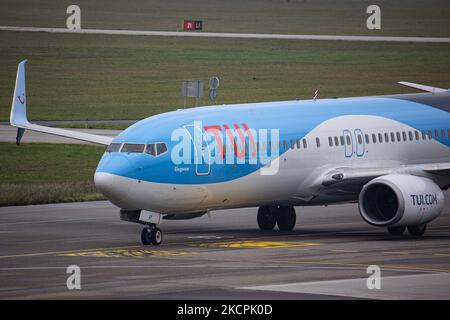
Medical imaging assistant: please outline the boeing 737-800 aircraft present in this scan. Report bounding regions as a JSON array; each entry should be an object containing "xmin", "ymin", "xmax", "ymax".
[{"xmin": 10, "ymin": 60, "xmax": 450, "ymax": 245}]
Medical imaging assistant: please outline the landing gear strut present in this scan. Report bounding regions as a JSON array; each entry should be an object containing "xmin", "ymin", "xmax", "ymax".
[
  {"xmin": 141, "ymin": 224, "xmax": 163, "ymax": 245},
  {"xmin": 257, "ymin": 205, "xmax": 297, "ymax": 231}
]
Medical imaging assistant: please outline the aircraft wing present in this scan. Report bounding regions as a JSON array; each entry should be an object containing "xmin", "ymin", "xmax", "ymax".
[
  {"xmin": 321, "ymin": 162, "xmax": 450, "ymax": 187},
  {"xmin": 421, "ymin": 162, "xmax": 450, "ymax": 175},
  {"xmin": 10, "ymin": 60, "xmax": 114, "ymax": 146},
  {"xmin": 398, "ymin": 81, "xmax": 447, "ymax": 94}
]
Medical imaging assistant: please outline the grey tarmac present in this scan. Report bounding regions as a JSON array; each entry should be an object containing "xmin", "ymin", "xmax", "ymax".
[{"xmin": 0, "ymin": 192, "xmax": 449, "ymax": 299}]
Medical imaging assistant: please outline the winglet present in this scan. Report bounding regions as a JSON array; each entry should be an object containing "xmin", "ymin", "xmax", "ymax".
[
  {"xmin": 10, "ymin": 60, "xmax": 30, "ymax": 145},
  {"xmin": 398, "ymin": 81, "xmax": 447, "ymax": 94},
  {"xmin": 10, "ymin": 60, "xmax": 30, "ymax": 127},
  {"xmin": 8, "ymin": 60, "xmax": 114, "ymax": 146}
]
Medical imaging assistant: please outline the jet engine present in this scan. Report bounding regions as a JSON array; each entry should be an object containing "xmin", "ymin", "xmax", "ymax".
[{"xmin": 358, "ymin": 174, "xmax": 444, "ymax": 227}]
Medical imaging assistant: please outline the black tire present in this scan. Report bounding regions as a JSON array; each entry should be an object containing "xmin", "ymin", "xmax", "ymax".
[
  {"xmin": 277, "ymin": 206, "xmax": 296, "ymax": 231},
  {"xmin": 387, "ymin": 226, "xmax": 406, "ymax": 235},
  {"xmin": 408, "ymin": 224, "xmax": 427, "ymax": 236},
  {"xmin": 257, "ymin": 206, "xmax": 277, "ymax": 230},
  {"xmin": 151, "ymin": 227, "xmax": 163, "ymax": 245},
  {"xmin": 141, "ymin": 228, "xmax": 151, "ymax": 245}
]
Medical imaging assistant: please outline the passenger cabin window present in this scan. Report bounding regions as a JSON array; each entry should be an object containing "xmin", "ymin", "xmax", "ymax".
[
  {"xmin": 365, "ymin": 134, "xmax": 369, "ymax": 144},
  {"xmin": 296, "ymin": 139, "xmax": 301, "ymax": 149},
  {"xmin": 409, "ymin": 131, "xmax": 413, "ymax": 141},
  {"xmin": 402, "ymin": 132, "xmax": 407, "ymax": 141},
  {"xmin": 316, "ymin": 137, "xmax": 320, "ymax": 148},
  {"xmin": 328, "ymin": 137, "xmax": 333, "ymax": 147},
  {"xmin": 415, "ymin": 131, "xmax": 420, "ymax": 140},
  {"xmin": 421, "ymin": 131, "xmax": 427, "ymax": 140},
  {"xmin": 106, "ymin": 143, "xmax": 122, "ymax": 153},
  {"xmin": 390, "ymin": 132, "xmax": 395, "ymax": 142},
  {"xmin": 384, "ymin": 133, "xmax": 389, "ymax": 143},
  {"xmin": 378, "ymin": 133, "xmax": 383, "ymax": 143},
  {"xmin": 340, "ymin": 136, "xmax": 345, "ymax": 146},
  {"xmin": 397, "ymin": 132, "xmax": 401, "ymax": 141},
  {"xmin": 334, "ymin": 136, "xmax": 339, "ymax": 146},
  {"xmin": 302, "ymin": 139, "xmax": 307, "ymax": 148},
  {"xmin": 121, "ymin": 143, "xmax": 145, "ymax": 153},
  {"xmin": 372, "ymin": 133, "xmax": 377, "ymax": 144}
]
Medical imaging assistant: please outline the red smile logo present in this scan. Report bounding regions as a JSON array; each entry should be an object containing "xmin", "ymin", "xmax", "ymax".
[{"xmin": 17, "ymin": 94, "xmax": 25, "ymax": 105}]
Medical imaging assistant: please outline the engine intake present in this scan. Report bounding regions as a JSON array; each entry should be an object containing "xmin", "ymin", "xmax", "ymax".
[{"xmin": 358, "ymin": 174, "xmax": 444, "ymax": 227}]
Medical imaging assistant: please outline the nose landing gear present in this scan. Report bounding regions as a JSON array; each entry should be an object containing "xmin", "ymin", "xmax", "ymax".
[{"xmin": 141, "ymin": 224, "xmax": 163, "ymax": 245}]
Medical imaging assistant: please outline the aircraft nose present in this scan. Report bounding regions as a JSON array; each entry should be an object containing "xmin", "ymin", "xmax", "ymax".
[
  {"xmin": 94, "ymin": 155, "xmax": 135, "ymax": 207},
  {"xmin": 94, "ymin": 171, "xmax": 134, "ymax": 206}
]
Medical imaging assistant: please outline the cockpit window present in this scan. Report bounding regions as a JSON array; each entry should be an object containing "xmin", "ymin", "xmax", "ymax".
[
  {"xmin": 145, "ymin": 143, "xmax": 168, "ymax": 157},
  {"xmin": 121, "ymin": 143, "xmax": 145, "ymax": 153},
  {"xmin": 145, "ymin": 143, "xmax": 156, "ymax": 156},
  {"xmin": 106, "ymin": 143, "xmax": 122, "ymax": 153},
  {"xmin": 156, "ymin": 143, "xmax": 168, "ymax": 155}
]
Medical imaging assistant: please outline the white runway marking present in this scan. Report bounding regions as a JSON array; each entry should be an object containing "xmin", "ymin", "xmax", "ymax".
[
  {"xmin": 1, "ymin": 26, "xmax": 449, "ymax": 43},
  {"xmin": 240, "ymin": 273, "xmax": 450, "ymax": 299}
]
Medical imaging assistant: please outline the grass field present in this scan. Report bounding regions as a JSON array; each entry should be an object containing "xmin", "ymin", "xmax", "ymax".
[
  {"xmin": 0, "ymin": 30, "xmax": 449, "ymax": 121},
  {"xmin": 1, "ymin": 0, "xmax": 449, "ymax": 121},
  {"xmin": 0, "ymin": 0, "xmax": 449, "ymax": 36},
  {"xmin": 0, "ymin": 142, "xmax": 105, "ymax": 206}
]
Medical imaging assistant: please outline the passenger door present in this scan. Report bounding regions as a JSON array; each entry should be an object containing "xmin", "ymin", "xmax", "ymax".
[
  {"xmin": 183, "ymin": 124, "xmax": 211, "ymax": 176},
  {"xmin": 354, "ymin": 129, "xmax": 365, "ymax": 157}
]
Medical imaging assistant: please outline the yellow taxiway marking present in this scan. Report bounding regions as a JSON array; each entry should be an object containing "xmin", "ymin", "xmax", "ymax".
[
  {"xmin": 270, "ymin": 259, "xmax": 450, "ymax": 273},
  {"xmin": 197, "ymin": 240, "xmax": 320, "ymax": 249},
  {"xmin": 0, "ymin": 235, "xmax": 316, "ymax": 259},
  {"xmin": 0, "ymin": 245, "xmax": 144, "ymax": 259},
  {"xmin": 0, "ymin": 245, "xmax": 146, "ymax": 259},
  {"xmin": 57, "ymin": 249, "xmax": 193, "ymax": 258}
]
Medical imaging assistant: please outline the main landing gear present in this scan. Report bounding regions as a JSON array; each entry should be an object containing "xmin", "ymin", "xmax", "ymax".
[
  {"xmin": 257, "ymin": 205, "xmax": 297, "ymax": 231},
  {"xmin": 387, "ymin": 224, "xmax": 427, "ymax": 236},
  {"xmin": 141, "ymin": 224, "xmax": 163, "ymax": 245}
]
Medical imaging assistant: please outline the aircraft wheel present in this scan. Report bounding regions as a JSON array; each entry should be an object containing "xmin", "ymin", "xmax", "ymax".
[
  {"xmin": 277, "ymin": 206, "xmax": 296, "ymax": 231},
  {"xmin": 408, "ymin": 224, "xmax": 427, "ymax": 236},
  {"xmin": 151, "ymin": 227, "xmax": 163, "ymax": 245},
  {"xmin": 141, "ymin": 227, "xmax": 152, "ymax": 245},
  {"xmin": 257, "ymin": 206, "xmax": 277, "ymax": 230},
  {"xmin": 387, "ymin": 226, "xmax": 406, "ymax": 235}
]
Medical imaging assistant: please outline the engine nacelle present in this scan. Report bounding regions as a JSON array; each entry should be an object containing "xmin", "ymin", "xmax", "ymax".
[{"xmin": 358, "ymin": 174, "xmax": 444, "ymax": 227}]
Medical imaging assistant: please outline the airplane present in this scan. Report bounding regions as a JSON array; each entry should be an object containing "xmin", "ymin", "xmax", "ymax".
[{"xmin": 10, "ymin": 60, "xmax": 450, "ymax": 245}]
